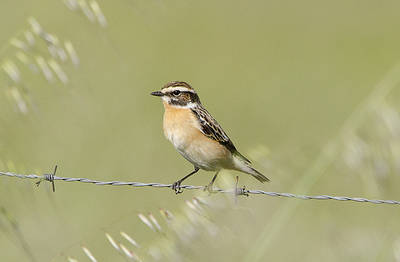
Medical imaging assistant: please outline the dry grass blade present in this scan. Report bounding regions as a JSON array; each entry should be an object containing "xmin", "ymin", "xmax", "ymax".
[{"xmin": 0, "ymin": 207, "xmax": 36, "ymax": 261}]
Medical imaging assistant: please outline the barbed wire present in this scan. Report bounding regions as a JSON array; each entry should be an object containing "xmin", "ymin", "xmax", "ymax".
[{"xmin": 0, "ymin": 168, "xmax": 399, "ymax": 205}]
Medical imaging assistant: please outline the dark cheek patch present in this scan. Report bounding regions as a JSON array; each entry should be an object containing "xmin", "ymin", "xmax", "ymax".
[
  {"xmin": 170, "ymin": 98, "xmax": 189, "ymax": 106},
  {"xmin": 168, "ymin": 92, "xmax": 199, "ymax": 106},
  {"xmin": 189, "ymin": 93, "xmax": 200, "ymax": 103}
]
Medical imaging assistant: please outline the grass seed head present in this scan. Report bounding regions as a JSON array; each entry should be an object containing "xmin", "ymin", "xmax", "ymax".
[
  {"xmin": 105, "ymin": 233, "xmax": 120, "ymax": 252},
  {"xmin": 82, "ymin": 246, "xmax": 97, "ymax": 262},
  {"xmin": 138, "ymin": 213, "xmax": 155, "ymax": 232},
  {"xmin": 120, "ymin": 244, "xmax": 140, "ymax": 261},
  {"xmin": 148, "ymin": 212, "xmax": 162, "ymax": 231},
  {"xmin": 89, "ymin": 0, "xmax": 107, "ymax": 27},
  {"xmin": 120, "ymin": 231, "xmax": 140, "ymax": 248}
]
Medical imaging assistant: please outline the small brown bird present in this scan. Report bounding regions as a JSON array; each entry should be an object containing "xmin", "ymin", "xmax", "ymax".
[{"xmin": 151, "ymin": 81, "xmax": 269, "ymax": 193}]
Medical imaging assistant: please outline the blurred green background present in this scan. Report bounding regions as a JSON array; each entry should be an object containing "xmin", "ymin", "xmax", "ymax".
[{"xmin": 1, "ymin": 0, "xmax": 400, "ymax": 261}]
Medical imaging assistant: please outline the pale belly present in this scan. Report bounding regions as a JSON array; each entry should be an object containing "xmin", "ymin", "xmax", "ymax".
[
  {"xmin": 163, "ymin": 106, "xmax": 233, "ymax": 171},
  {"xmin": 173, "ymin": 133, "xmax": 232, "ymax": 171}
]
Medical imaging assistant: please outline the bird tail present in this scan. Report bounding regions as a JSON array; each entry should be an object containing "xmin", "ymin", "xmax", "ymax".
[
  {"xmin": 233, "ymin": 152, "xmax": 270, "ymax": 183},
  {"xmin": 245, "ymin": 166, "xmax": 270, "ymax": 183}
]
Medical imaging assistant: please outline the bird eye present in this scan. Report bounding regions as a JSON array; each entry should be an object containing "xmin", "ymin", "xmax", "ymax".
[{"xmin": 172, "ymin": 90, "xmax": 181, "ymax": 96}]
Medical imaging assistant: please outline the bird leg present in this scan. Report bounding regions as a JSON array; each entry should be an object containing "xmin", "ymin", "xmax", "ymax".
[
  {"xmin": 204, "ymin": 171, "xmax": 220, "ymax": 194},
  {"xmin": 172, "ymin": 167, "xmax": 199, "ymax": 194}
]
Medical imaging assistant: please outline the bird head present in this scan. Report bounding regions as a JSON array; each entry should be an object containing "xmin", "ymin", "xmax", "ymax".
[{"xmin": 151, "ymin": 81, "xmax": 201, "ymax": 107}]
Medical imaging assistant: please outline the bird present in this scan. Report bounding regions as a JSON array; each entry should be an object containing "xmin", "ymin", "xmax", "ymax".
[{"xmin": 151, "ymin": 81, "xmax": 269, "ymax": 194}]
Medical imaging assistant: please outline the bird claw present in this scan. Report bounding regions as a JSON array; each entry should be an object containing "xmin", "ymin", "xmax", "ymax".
[
  {"xmin": 172, "ymin": 180, "xmax": 183, "ymax": 194},
  {"xmin": 234, "ymin": 176, "xmax": 249, "ymax": 197},
  {"xmin": 236, "ymin": 185, "xmax": 249, "ymax": 197}
]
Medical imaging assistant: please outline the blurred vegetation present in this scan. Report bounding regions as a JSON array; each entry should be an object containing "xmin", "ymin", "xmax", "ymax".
[{"xmin": 1, "ymin": 0, "xmax": 400, "ymax": 261}]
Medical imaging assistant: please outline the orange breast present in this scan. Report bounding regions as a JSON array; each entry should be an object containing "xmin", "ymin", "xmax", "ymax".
[
  {"xmin": 162, "ymin": 102, "xmax": 232, "ymax": 170},
  {"xmin": 163, "ymin": 103, "xmax": 197, "ymax": 138}
]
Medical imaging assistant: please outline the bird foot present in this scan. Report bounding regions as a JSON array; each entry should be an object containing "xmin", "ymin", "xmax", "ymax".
[
  {"xmin": 172, "ymin": 180, "xmax": 183, "ymax": 194},
  {"xmin": 235, "ymin": 185, "xmax": 249, "ymax": 197},
  {"xmin": 235, "ymin": 176, "xmax": 249, "ymax": 197}
]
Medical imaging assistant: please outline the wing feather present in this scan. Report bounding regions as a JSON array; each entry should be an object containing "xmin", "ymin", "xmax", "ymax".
[
  {"xmin": 191, "ymin": 105, "xmax": 244, "ymax": 158},
  {"xmin": 191, "ymin": 105, "xmax": 268, "ymax": 181}
]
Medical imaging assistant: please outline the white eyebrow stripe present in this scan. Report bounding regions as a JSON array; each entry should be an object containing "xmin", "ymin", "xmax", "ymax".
[{"xmin": 162, "ymin": 86, "xmax": 195, "ymax": 93}]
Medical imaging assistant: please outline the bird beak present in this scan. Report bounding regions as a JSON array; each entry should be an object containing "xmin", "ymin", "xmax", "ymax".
[{"xmin": 151, "ymin": 91, "xmax": 164, "ymax": 97}]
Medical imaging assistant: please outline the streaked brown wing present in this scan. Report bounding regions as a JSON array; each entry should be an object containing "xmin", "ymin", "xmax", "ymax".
[{"xmin": 191, "ymin": 105, "xmax": 237, "ymax": 153}]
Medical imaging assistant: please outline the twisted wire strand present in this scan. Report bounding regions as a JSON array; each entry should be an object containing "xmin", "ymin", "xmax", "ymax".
[{"xmin": 0, "ymin": 170, "xmax": 399, "ymax": 205}]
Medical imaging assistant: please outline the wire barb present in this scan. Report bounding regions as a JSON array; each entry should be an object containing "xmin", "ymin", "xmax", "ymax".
[
  {"xmin": 35, "ymin": 165, "xmax": 57, "ymax": 192},
  {"xmin": 1, "ymin": 168, "xmax": 399, "ymax": 206}
]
